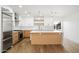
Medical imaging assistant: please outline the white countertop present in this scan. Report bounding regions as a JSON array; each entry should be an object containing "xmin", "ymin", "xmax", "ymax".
[
  {"xmin": 30, "ymin": 30, "xmax": 62, "ymax": 33},
  {"xmin": 13, "ymin": 26, "xmax": 32, "ymax": 30}
]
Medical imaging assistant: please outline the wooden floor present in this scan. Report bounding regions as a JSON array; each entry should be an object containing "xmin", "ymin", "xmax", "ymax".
[
  {"xmin": 5, "ymin": 38, "xmax": 79, "ymax": 53},
  {"xmin": 63, "ymin": 38, "xmax": 79, "ymax": 53},
  {"xmin": 7, "ymin": 38, "xmax": 67, "ymax": 53}
]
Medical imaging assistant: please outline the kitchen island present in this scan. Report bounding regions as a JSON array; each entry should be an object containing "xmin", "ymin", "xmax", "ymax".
[{"xmin": 30, "ymin": 31, "xmax": 62, "ymax": 45}]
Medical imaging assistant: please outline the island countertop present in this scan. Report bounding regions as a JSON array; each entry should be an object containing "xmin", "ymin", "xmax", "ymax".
[{"xmin": 30, "ymin": 30, "xmax": 62, "ymax": 33}]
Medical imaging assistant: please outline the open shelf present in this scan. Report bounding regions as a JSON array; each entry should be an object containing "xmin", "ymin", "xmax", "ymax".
[{"xmin": 34, "ymin": 16, "xmax": 44, "ymax": 26}]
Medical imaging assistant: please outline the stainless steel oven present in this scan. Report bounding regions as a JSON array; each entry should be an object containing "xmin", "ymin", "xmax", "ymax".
[{"xmin": 3, "ymin": 31, "xmax": 12, "ymax": 52}]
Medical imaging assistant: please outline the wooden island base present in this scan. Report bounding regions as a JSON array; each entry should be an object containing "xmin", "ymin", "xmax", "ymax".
[{"xmin": 30, "ymin": 31, "xmax": 62, "ymax": 45}]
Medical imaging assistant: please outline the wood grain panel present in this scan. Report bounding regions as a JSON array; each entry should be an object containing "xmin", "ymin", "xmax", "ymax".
[
  {"xmin": 23, "ymin": 30, "xmax": 31, "ymax": 38},
  {"xmin": 12, "ymin": 31, "xmax": 19, "ymax": 45},
  {"xmin": 31, "ymin": 33, "xmax": 41, "ymax": 44},
  {"xmin": 31, "ymin": 32, "xmax": 62, "ymax": 45}
]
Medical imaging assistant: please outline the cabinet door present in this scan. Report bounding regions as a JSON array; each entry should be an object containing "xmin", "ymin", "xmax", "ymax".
[
  {"xmin": 31, "ymin": 33, "xmax": 41, "ymax": 44},
  {"xmin": 48, "ymin": 33, "xmax": 57, "ymax": 44},
  {"xmin": 41, "ymin": 33, "xmax": 62, "ymax": 44},
  {"xmin": 50, "ymin": 33, "xmax": 61, "ymax": 44},
  {"xmin": 23, "ymin": 30, "xmax": 31, "ymax": 38},
  {"xmin": 12, "ymin": 32, "xmax": 18, "ymax": 45},
  {"xmin": 56, "ymin": 33, "xmax": 62, "ymax": 44},
  {"xmin": 41, "ymin": 33, "xmax": 48, "ymax": 44}
]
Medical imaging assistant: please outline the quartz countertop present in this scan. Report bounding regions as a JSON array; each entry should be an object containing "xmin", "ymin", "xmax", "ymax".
[{"xmin": 30, "ymin": 30, "xmax": 62, "ymax": 33}]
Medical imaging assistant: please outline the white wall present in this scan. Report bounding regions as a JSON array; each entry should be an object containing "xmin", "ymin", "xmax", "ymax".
[
  {"xmin": 44, "ymin": 16, "xmax": 54, "ymax": 26},
  {"xmin": 0, "ymin": 6, "xmax": 2, "ymax": 52},
  {"xmin": 19, "ymin": 16, "xmax": 34, "ymax": 26},
  {"xmin": 63, "ymin": 12, "xmax": 79, "ymax": 44}
]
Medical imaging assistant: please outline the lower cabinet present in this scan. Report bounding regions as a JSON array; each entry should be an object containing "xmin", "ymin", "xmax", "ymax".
[
  {"xmin": 12, "ymin": 31, "xmax": 19, "ymax": 45},
  {"xmin": 23, "ymin": 30, "xmax": 31, "ymax": 38},
  {"xmin": 31, "ymin": 32, "xmax": 62, "ymax": 45},
  {"xmin": 31, "ymin": 33, "xmax": 41, "ymax": 44}
]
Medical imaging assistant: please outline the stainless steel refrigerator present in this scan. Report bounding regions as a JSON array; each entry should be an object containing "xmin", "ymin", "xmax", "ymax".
[{"xmin": 2, "ymin": 7, "xmax": 12, "ymax": 52}]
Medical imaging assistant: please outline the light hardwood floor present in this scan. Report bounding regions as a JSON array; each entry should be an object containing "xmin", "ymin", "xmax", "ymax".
[
  {"xmin": 5, "ymin": 38, "xmax": 79, "ymax": 53},
  {"xmin": 7, "ymin": 38, "xmax": 67, "ymax": 53},
  {"xmin": 63, "ymin": 38, "xmax": 79, "ymax": 53}
]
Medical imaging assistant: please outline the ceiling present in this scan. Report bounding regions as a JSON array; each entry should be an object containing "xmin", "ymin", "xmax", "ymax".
[{"xmin": 7, "ymin": 5, "xmax": 79, "ymax": 17}]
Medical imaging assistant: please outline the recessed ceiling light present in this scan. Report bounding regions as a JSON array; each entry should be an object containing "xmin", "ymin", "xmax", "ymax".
[{"xmin": 18, "ymin": 5, "xmax": 23, "ymax": 8}]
